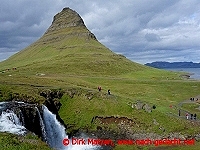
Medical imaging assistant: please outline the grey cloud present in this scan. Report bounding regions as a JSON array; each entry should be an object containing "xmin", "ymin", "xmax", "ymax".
[
  {"xmin": 0, "ymin": 0, "xmax": 64, "ymax": 54},
  {"xmin": 1, "ymin": 0, "xmax": 200, "ymax": 64},
  {"xmin": 127, "ymin": 49, "xmax": 199, "ymax": 64},
  {"xmin": 145, "ymin": 33, "xmax": 161, "ymax": 42}
]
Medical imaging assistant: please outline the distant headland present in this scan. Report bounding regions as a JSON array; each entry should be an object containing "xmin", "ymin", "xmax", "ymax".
[{"xmin": 145, "ymin": 61, "xmax": 200, "ymax": 69}]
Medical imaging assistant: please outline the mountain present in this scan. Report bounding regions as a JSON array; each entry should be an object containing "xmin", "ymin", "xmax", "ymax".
[
  {"xmin": 0, "ymin": 7, "xmax": 147, "ymax": 76},
  {"xmin": 1, "ymin": 8, "xmax": 200, "ymax": 150},
  {"xmin": 145, "ymin": 61, "xmax": 200, "ymax": 69}
]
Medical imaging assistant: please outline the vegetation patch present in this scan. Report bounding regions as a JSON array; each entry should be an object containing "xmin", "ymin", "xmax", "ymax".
[{"xmin": 0, "ymin": 132, "xmax": 50, "ymax": 150}]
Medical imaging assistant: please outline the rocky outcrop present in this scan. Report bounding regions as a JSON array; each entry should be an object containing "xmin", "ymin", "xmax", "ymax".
[
  {"xmin": 43, "ymin": 7, "xmax": 97, "ymax": 42},
  {"xmin": 46, "ymin": 7, "xmax": 85, "ymax": 32},
  {"xmin": 40, "ymin": 89, "xmax": 63, "ymax": 113},
  {"xmin": 129, "ymin": 100, "xmax": 153, "ymax": 113},
  {"xmin": 11, "ymin": 93, "xmax": 38, "ymax": 103},
  {"xmin": 90, "ymin": 115, "xmax": 200, "ymax": 143},
  {"xmin": 39, "ymin": 89, "xmax": 66, "ymax": 128}
]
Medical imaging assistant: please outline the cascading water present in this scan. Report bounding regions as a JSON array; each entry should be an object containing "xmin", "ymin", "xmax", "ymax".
[
  {"xmin": 42, "ymin": 105, "xmax": 68, "ymax": 149},
  {"xmin": 0, "ymin": 102, "xmax": 26, "ymax": 135},
  {"xmin": 35, "ymin": 106, "xmax": 47, "ymax": 142},
  {"xmin": 41, "ymin": 105, "xmax": 99, "ymax": 150},
  {"xmin": 0, "ymin": 102, "xmax": 100, "ymax": 150},
  {"xmin": 19, "ymin": 109, "xmax": 25, "ymax": 126},
  {"xmin": 0, "ymin": 110, "xmax": 26, "ymax": 135}
]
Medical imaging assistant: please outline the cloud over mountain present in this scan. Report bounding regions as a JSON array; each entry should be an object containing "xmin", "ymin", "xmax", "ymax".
[{"xmin": 1, "ymin": 0, "xmax": 200, "ymax": 64}]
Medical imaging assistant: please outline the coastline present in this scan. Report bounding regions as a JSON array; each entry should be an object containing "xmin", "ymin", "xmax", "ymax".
[{"xmin": 165, "ymin": 68, "xmax": 200, "ymax": 80}]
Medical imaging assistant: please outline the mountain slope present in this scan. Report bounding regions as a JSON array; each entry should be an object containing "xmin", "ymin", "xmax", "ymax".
[
  {"xmin": 1, "ymin": 8, "xmax": 200, "ymax": 150},
  {"xmin": 0, "ymin": 7, "xmax": 185, "ymax": 103},
  {"xmin": 0, "ymin": 7, "xmax": 148, "ymax": 76}
]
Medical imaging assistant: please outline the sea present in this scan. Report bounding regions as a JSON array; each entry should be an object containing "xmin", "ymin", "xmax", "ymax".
[{"xmin": 164, "ymin": 68, "xmax": 200, "ymax": 80}]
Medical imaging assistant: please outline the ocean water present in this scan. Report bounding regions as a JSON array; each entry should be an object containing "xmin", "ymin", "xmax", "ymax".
[{"xmin": 165, "ymin": 68, "xmax": 200, "ymax": 80}]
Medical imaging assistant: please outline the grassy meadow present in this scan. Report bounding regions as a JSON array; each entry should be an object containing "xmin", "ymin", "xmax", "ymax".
[{"xmin": 1, "ymin": 58, "xmax": 200, "ymax": 150}]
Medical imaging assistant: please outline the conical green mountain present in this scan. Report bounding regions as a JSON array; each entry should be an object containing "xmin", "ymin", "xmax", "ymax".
[
  {"xmin": 2, "ymin": 8, "xmax": 200, "ymax": 147},
  {"xmin": 0, "ymin": 7, "xmax": 148, "ymax": 76}
]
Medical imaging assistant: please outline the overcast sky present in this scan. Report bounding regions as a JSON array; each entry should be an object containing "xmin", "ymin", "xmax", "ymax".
[{"xmin": 1, "ymin": 0, "xmax": 200, "ymax": 64}]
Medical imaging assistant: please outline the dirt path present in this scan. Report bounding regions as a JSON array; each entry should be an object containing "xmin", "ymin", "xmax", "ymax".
[{"xmin": 173, "ymin": 95, "xmax": 200, "ymax": 121}]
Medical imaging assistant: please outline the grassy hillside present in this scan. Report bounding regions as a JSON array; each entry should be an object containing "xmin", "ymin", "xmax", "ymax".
[{"xmin": 1, "ymin": 7, "xmax": 200, "ymax": 150}]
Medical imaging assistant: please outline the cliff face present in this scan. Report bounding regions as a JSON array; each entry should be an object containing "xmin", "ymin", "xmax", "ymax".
[
  {"xmin": 40, "ymin": 90, "xmax": 66, "ymax": 128},
  {"xmin": 46, "ymin": 7, "xmax": 86, "ymax": 32},
  {"xmin": 42, "ymin": 7, "xmax": 97, "ymax": 43}
]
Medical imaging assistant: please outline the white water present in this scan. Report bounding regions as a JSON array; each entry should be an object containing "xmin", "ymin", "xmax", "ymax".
[
  {"xmin": 42, "ymin": 106, "xmax": 99, "ymax": 150},
  {"xmin": 0, "ymin": 110, "xmax": 26, "ymax": 135},
  {"xmin": 43, "ymin": 106, "xmax": 98, "ymax": 150},
  {"xmin": 19, "ymin": 109, "xmax": 25, "ymax": 126},
  {"xmin": 35, "ymin": 107, "xmax": 47, "ymax": 142},
  {"xmin": 0, "ymin": 103, "xmax": 100, "ymax": 150},
  {"xmin": 42, "ymin": 105, "xmax": 68, "ymax": 149}
]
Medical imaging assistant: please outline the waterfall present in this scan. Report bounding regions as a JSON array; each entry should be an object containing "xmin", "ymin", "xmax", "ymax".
[
  {"xmin": 0, "ymin": 102, "xmax": 100, "ymax": 150},
  {"xmin": 42, "ymin": 105, "xmax": 68, "ymax": 150},
  {"xmin": 35, "ymin": 107, "xmax": 47, "ymax": 142},
  {"xmin": 41, "ymin": 105, "xmax": 99, "ymax": 150},
  {"xmin": 19, "ymin": 109, "xmax": 25, "ymax": 126},
  {"xmin": 0, "ymin": 110, "xmax": 26, "ymax": 135}
]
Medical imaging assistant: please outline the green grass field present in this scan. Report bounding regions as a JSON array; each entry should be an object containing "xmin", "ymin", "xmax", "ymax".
[
  {"xmin": 0, "ymin": 132, "xmax": 51, "ymax": 150},
  {"xmin": 1, "ymin": 60, "xmax": 200, "ymax": 149}
]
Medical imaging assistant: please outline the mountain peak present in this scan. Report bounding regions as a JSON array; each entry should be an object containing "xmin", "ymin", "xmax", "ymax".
[
  {"xmin": 40, "ymin": 7, "xmax": 97, "ymax": 43},
  {"xmin": 46, "ymin": 7, "xmax": 85, "ymax": 33},
  {"xmin": 0, "ymin": 7, "xmax": 145, "ymax": 77}
]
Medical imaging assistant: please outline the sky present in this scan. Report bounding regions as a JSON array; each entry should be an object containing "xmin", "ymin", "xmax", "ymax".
[{"xmin": 1, "ymin": 0, "xmax": 200, "ymax": 64}]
